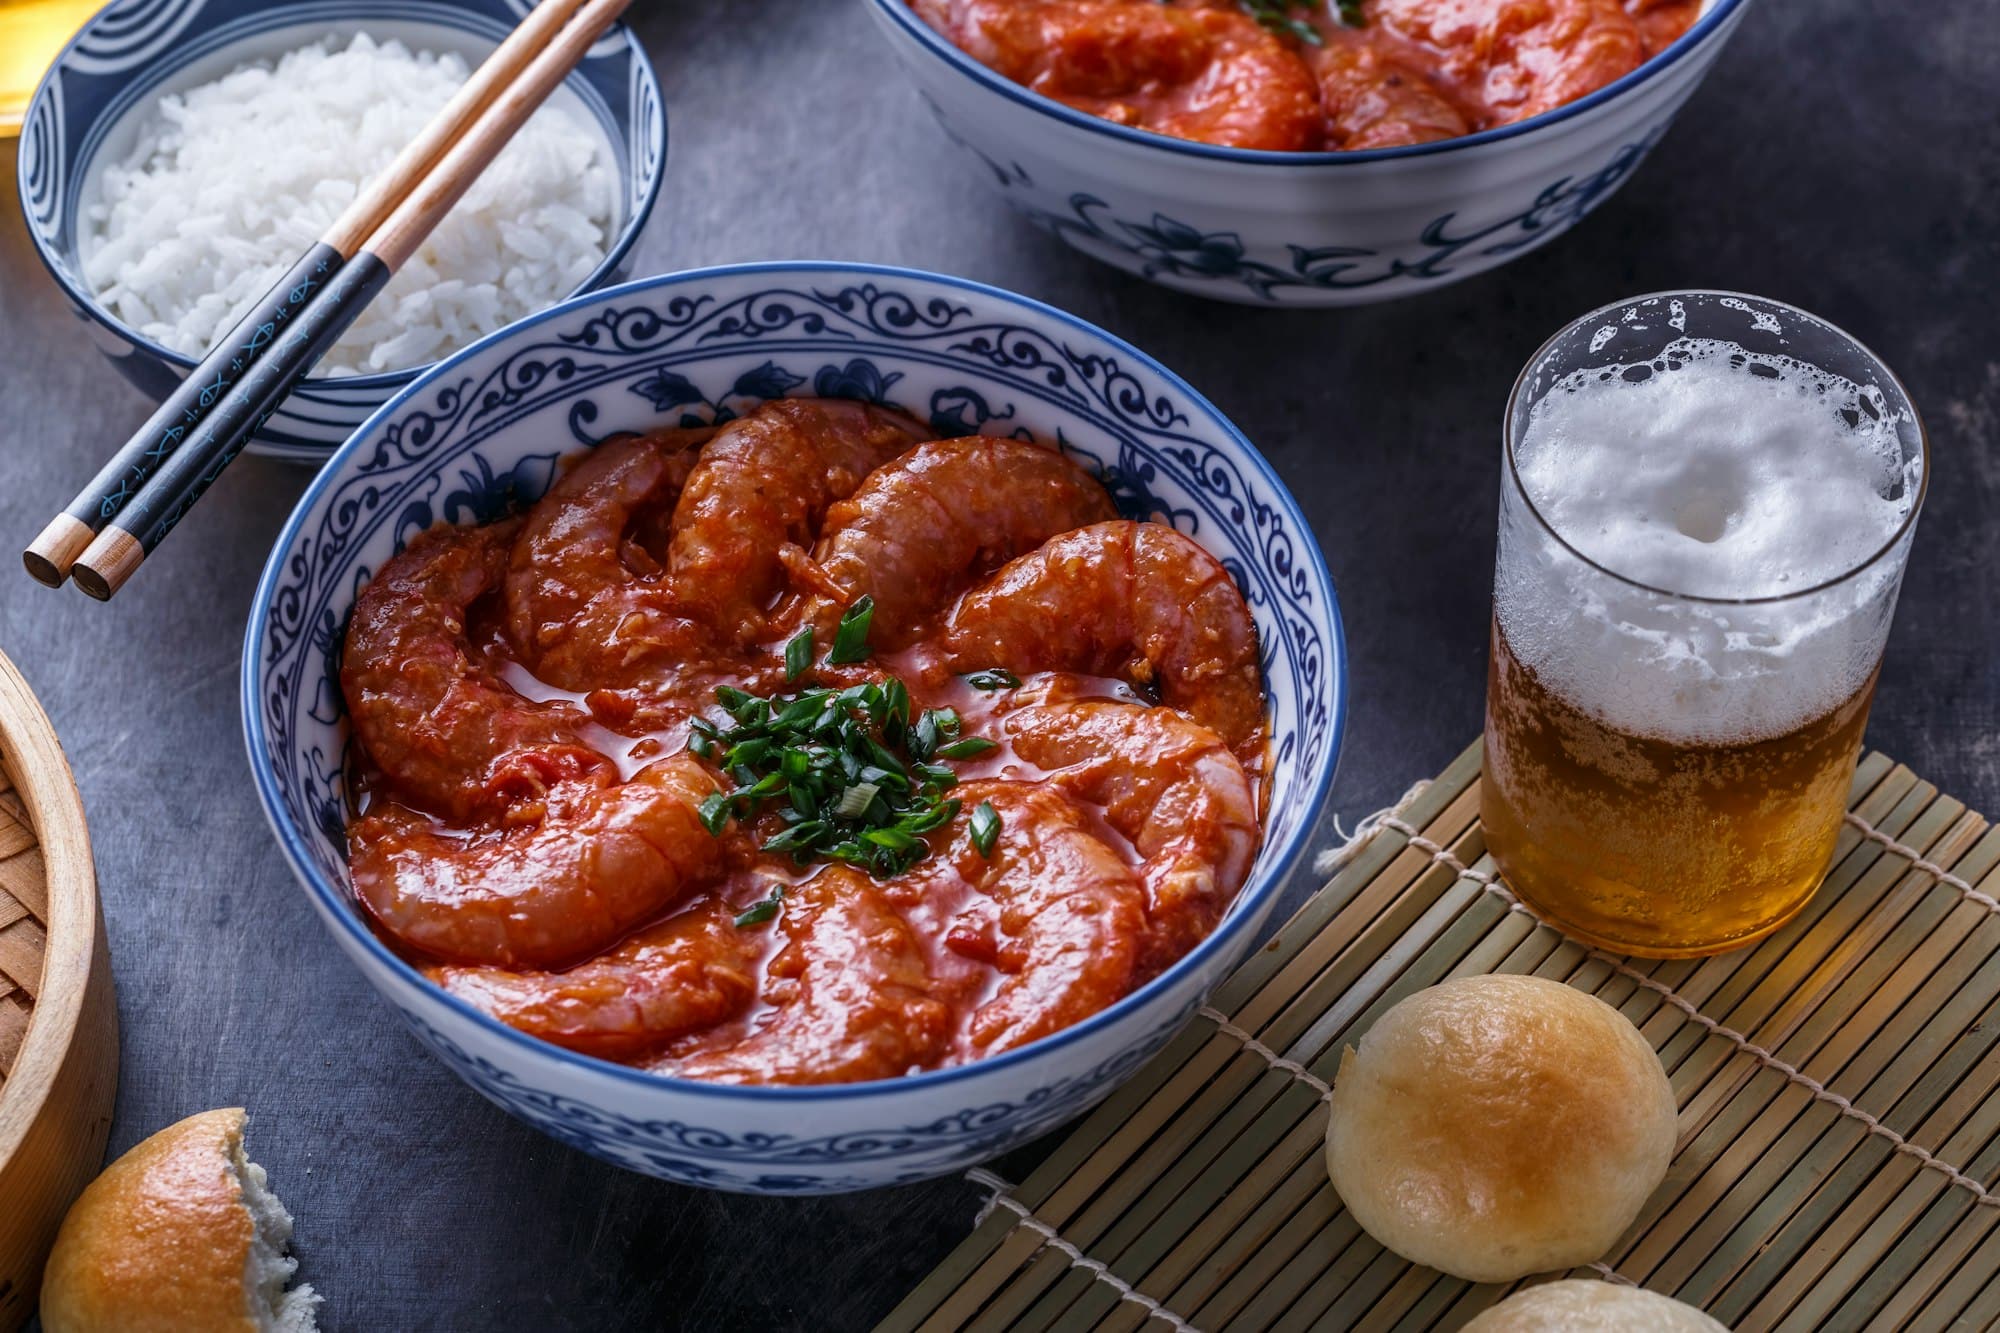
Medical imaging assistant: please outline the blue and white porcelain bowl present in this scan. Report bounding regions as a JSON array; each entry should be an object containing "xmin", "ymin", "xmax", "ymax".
[
  {"xmin": 16, "ymin": 0, "xmax": 665, "ymax": 462},
  {"xmin": 866, "ymin": 0, "xmax": 1747, "ymax": 306},
  {"xmin": 243, "ymin": 262, "xmax": 1347, "ymax": 1194}
]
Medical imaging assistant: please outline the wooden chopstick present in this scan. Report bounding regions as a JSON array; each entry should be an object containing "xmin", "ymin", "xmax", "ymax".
[
  {"xmin": 21, "ymin": 0, "xmax": 594, "ymax": 590},
  {"xmin": 70, "ymin": 0, "xmax": 636, "ymax": 601},
  {"xmin": 67, "ymin": 0, "xmax": 636, "ymax": 601}
]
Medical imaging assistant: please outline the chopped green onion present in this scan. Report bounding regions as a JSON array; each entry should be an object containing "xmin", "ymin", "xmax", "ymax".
[
  {"xmin": 834, "ymin": 781, "xmax": 881, "ymax": 819},
  {"xmin": 907, "ymin": 799, "xmax": 961, "ymax": 833},
  {"xmin": 858, "ymin": 763, "xmax": 908, "ymax": 790},
  {"xmin": 733, "ymin": 886, "xmax": 785, "ymax": 928},
  {"xmin": 864, "ymin": 737, "xmax": 908, "ymax": 775},
  {"xmin": 784, "ymin": 626, "xmax": 813, "ymax": 681},
  {"xmin": 698, "ymin": 791, "xmax": 731, "ymax": 836},
  {"xmin": 970, "ymin": 801, "xmax": 1002, "ymax": 858},
  {"xmin": 1224, "ymin": 0, "xmax": 1334, "ymax": 42},
  {"xmin": 762, "ymin": 823, "xmax": 825, "ymax": 854},
  {"xmin": 863, "ymin": 827, "xmax": 920, "ymax": 852},
  {"xmin": 909, "ymin": 712, "xmax": 940, "ymax": 761},
  {"xmin": 726, "ymin": 737, "xmax": 773, "ymax": 769},
  {"xmin": 962, "ymin": 669, "xmax": 1021, "ymax": 691},
  {"xmin": 828, "ymin": 596, "xmax": 875, "ymax": 665},
  {"xmin": 774, "ymin": 695, "xmax": 823, "ymax": 730},
  {"xmin": 685, "ymin": 661, "xmax": 1003, "ymax": 877}
]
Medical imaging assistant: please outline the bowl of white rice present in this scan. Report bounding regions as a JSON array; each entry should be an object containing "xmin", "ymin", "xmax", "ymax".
[{"xmin": 17, "ymin": 0, "xmax": 665, "ymax": 462}]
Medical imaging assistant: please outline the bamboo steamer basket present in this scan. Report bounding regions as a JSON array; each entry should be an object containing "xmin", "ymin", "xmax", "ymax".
[{"xmin": 0, "ymin": 648, "xmax": 115, "ymax": 1331}]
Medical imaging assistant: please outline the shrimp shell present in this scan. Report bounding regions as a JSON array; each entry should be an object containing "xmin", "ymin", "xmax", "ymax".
[
  {"xmin": 505, "ymin": 428, "xmax": 712, "ymax": 689},
  {"xmin": 1001, "ymin": 701, "xmax": 1259, "ymax": 976},
  {"xmin": 654, "ymin": 867, "xmax": 955, "ymax": 1085},
  {"xmin": 1372, "ymin": 0, "xmax": 1645, "ymax": 125},
  {"xmin": 941, "ymin": 520, "xmax": 1266, "ymax": 752},
  {"xmin": 668, "ymin": 398, "xmax": 930, "ymax": 644},
  {"xmin": 343, "ymin": 522, "xmax": 606, "ymax": 822},
  {"xmin": 429, "ymin": 898, "xmax": 757, "ymax": 1060},
  {"xmin": 916, "ymin": 0, "xmax": 1324, "ymax": 150},
  {"xmin": 348, "ymin": 753, "xmax": 727, "ymax": 970},
  {"xmin": 805, "ymin": 435, "xmax": 1116, "ymax": 647},
  {"xmin": 1308, "ymin": 37, "xmax": 1471, "ymax": 149},
  {"xmin": 926, "ymin": 781, "xmax": 1146, "ymax": 1059}
]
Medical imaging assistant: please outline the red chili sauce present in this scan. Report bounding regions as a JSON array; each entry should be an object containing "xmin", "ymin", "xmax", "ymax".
[
  {"xmin": 339, "ymin": 399, "xmax": 1270, "ymax": 1084},
  {"xmin": 912, "ymin": 0, "xmax": 1704, "ymax": 150}
]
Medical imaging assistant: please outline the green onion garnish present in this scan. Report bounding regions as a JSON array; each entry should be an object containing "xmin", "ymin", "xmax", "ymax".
[
  {"xmin": 962, "ymin": 669, "xmax": 1021, "ymax": 691},
  {"xmin": 734, "ymin": 886, "xmax": 784, "ymax": 928},
  {"xmin": 686, "ymin": 668, "xmax": 1000, "ymax": 878},
  {"xmin": 833, "ymin": 781, "xmax": 881, "ymax": 819},
  {"xmin": 698, "ymin": 791, "xmax": 731, "ymax": 836},
  {"xmin": 784, "ymin": 626, "xmax": 813, "ymax": 681},
  {"xmin": 969, "ymin": 800, "xmax": 1002, "ymax": 859},
  {"xmin": 827, "ymin": 595, "xmax": 876, "ymax": 665}
]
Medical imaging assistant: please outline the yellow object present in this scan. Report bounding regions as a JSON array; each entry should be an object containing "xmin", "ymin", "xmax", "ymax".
[
  {"xmin": 1323, "ymin": 974, "xmax": 1678, "ymax": 1285},
  {"xmin": 0, "ymin": 0, "xmax": 99, "ymax": 137}
]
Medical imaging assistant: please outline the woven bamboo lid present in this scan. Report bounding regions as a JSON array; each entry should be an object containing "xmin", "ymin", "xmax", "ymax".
[{"xmin": 0, "ymin": 648, "xmax": 115, "ymax": 1332}]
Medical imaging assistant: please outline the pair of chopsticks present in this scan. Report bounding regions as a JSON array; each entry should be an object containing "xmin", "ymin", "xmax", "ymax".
[{"xmin": 24, "ymin": 0, "xmax": 634, "ymax": 600}]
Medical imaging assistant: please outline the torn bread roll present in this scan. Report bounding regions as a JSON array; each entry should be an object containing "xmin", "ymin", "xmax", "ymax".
[
  {"xmin": 41, "ymin": 1107, "xmax": 319, "ymax": 1332},
  {"xmin": 1325, "ymin": 974, "xmax": 1678, "ymax": 1283},
  {"xmin": 1462, "ymin": 1278, "xmax": 1729, "ymax": 1330}
]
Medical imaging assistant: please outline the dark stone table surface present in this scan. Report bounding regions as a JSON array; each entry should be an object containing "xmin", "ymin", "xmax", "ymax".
[{"xmin": 2, "ymin": 1, "xmax": 1995, "ymax": 1327}]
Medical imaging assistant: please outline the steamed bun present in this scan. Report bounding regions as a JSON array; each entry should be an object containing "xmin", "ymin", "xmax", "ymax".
[
  {"xmin": 1461, "ymin": 1278, "xmax": 1727, "ymax": 1330},
  {"xmin": 1324, "ymin": 974, "xmax": 1677, "ymax": 1283}
]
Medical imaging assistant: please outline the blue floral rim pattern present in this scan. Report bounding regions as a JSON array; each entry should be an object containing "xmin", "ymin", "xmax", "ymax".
[
  {"xmin": 925, "ymin": 94, "xmax": 1668, "ymax": 300},
  {"xmin": 401, "ymin": 1006, "xmax": 1180, "ymax": 1190}
]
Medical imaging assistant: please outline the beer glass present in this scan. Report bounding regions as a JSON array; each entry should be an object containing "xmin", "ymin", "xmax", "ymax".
[{"xmin": 1482, "ymin": 292, "xmax": 1928, "ymax": 958}]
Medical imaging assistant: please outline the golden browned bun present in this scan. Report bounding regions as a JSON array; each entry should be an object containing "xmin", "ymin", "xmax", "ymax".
[
  {"xmin": 1461, "ymin": 1279, "xmax": 1728, "ymax": 1330},
  {"xmin": 1324, "ymin": 974, "xmax": 1677, "ymax": 1283},
  {"xmin": 41, "ymin": 1107, "xmax": 319, "ymax": 1332}
]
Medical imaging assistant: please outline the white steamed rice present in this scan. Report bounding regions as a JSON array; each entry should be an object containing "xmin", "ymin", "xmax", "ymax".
[{"xmin": 81, "ymin": 33, "xmax": 617, "ymax": 377}]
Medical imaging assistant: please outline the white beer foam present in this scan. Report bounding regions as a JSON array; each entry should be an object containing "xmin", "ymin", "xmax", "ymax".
[{"xmin": 1498, "ymin": 338, "xmax": 1918, "ymax": 745}]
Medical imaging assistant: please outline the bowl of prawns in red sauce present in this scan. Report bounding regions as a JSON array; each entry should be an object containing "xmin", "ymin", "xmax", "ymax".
[
  {"xmin": 867, "ymin": 0, "xmax": 1749, "ymax": 304},
  {"xmin": 246, "ymin": 263, "xmax": 1343, "ymax": 1193}
]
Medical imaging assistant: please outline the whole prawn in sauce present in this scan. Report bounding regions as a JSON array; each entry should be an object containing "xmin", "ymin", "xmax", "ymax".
[
  {"xmin": 339, "ymin": 400, "xmax": 1271, "ymax": 1084},
  {"xmin": 912, "ymin": 0, "xmax": 1702, "ymax": 151}
]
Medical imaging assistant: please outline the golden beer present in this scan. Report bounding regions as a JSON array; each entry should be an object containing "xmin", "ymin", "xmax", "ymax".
[
  {"xmin": 1482, "ymin": 292, "xmax": 1926, "ymax": 958},
  {"xmin": 1483, "ymin": 619, "xmax": 1879, "ymax": 957}
]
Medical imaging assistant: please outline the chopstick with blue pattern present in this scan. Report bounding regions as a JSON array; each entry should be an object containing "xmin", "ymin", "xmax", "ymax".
[{"xmin": 21, "ymin": 0, "xmax": 594, "ymax": 594}]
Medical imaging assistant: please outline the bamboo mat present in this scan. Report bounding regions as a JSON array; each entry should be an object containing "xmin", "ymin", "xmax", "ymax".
[{"xmin": 882, "ymin": 741, "xmax": 2000, "ymax": 1332}]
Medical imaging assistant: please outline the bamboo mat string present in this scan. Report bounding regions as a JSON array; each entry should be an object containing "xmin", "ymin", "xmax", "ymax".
[
  {"xmin": 1845, "ymin": 808, "xmax": 2000, "ymax": 916},
  {"xmin": 1313, "ymin": 780, "xmax": 1434, "ymax": 878},
  {"xmin": 964, "ymin": 1168, "xmax": 1205, "ymax": 1332},
  {"xmin": 1375, "ymin": 814, "xmax": 2000, "ymax": 1211},
  {"xmin": 1194, "ymin": 1006, "xmax": 1335, "ymax": 1103}
]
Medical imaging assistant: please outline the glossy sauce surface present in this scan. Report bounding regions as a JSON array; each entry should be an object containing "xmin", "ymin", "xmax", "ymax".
[
  {"xmin": 340, "ymin": 403, "xmax": 1269, "ymax": 1084},
  {"xmin": 912, "ymin": 0, "xmax": 1703, "ymax": 150}
]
